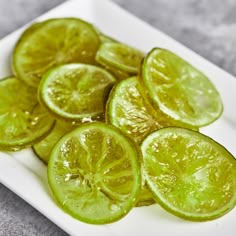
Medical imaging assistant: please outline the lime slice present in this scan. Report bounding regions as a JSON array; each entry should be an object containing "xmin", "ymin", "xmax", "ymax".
[
  {"xmin": 48, "ymin": 123, "xmax": 141, "ymax": 224},
  {"xmin": 96, "ymin": 42, "xmax": 144, "ymax": 79},
  {"xmin": 0, "ymin": 77, "xmax": 55, "ymax": 151},
  {"xmin": 13, "ymin": 18, "xmax": 100, "ymax": 88},
  {"xmin": 33, "ymin": 121, "xmax": 75, "ymax": 164},
  {"xmin": 140, "ymin": 48, "xmax": 223, "ymax": 127},
  {"xmin": 106, "ymin": 77, "xmax": 195, "ymax": 144},
  {"xmin": 38, "ymin": 63, "xmax": 116, "ymax": 121},
  {"xmin": 141, "ymin": 127, "xmax": 236, "ymax": 221}
]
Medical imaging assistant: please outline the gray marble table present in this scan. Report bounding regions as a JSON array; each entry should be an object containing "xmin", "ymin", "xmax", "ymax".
[{"xmin": 0, "ymin": 0, "xmax": 236, "ymax": 235}]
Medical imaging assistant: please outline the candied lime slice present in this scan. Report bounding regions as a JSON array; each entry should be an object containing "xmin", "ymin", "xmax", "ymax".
[
  {"xmin": 48, "ymin": 123, "xmax": 141, "ymax": 224},
  {"xmin": 13, "ymin": 18, "xmax": 100, "ymax": 88},
  {"xmin": 0, "ymin": 77, "xmax": 55, "ymax": 151},
  {"xmin": 38, "ymin": 63, "xmax": 116, "ymax": 121},
  {"xmin": 141, "ymin": 127, "xmax": 236, "ymax": 221},
  {"xmin": 96, "ymin": 42, "xmax": 144, "ymax": 79},
  {"xmin": 33, "ymin": 121, "xmax": 75, "ymax": 164},
  {"xmin": 106, "ymin": 77, "xmax": 196, "ymax": 144},
  {"xmin": 140, "ymin": 48, "xmax": 223, "ymax": 127}
]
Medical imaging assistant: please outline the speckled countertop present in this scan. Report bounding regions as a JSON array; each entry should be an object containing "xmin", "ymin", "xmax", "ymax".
[{"xmin": 0, "ymin": 0, "xmax": 236, "ymax": 235}]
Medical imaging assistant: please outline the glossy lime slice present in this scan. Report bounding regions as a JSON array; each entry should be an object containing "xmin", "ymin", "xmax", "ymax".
[
  {"xmin": 140, "ymin": 48, "xmax": 223, "ymax": 127},
  {"xmin": 13, "ymin": 18, "xmax": 100, "ymax": 88},
  {"xmin": 33, "ymin": 121, "xmax": 75, "ymax": 164},
  {"xmin": 141, "ymin": 127, "xmax": 236, "ymax": 221},
  {"xmin": 0, "ymin": 77, "xmax": 55, "ymax": 151},
  {"xmin": 48, "ymin": 123, "xmax": 141, "ymax": 224},
  {"xmin": 106, "ymin": 77, "xmax": 196, "ymax": 144},
  {"xmin": 38, "ymin": 63, "xmax": 116, "ymax": 121},
  {"xmin": 96, "ymin": 42, "xmax": 144, "ymax": 79}
]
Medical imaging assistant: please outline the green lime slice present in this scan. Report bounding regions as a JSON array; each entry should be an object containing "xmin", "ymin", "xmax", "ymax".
[
  {"xmin": 140, "ymin": 48, "xmax": 223, "ymax": 127},
  {"xmin": 13, "ymin": 18, "xmax": 100, "ymax": 88},
  {"xmin": 106, "ymin": 77, "xmax": 166, "ymax": 143},
  {"xmin": 48, "ymin": 122, "xmax": 141, "ymax": 224},
  {"xmin": 38, "ymin": 63, "xmax": 116, "ymax": 121},
  {"xmin": 106, "ymin": 77, "xmax": 196, "ymax": 144},
  {"xmin": 141, "ymin": 127, "xmax": 236, "ymax": 221},
  {"xmin": 33, "ymin": 121, "xmax": 75, "ymax": 164},
  {"xmin": 0, "ymin": 77, "xmax": 55, "ymax": 151},
  {"xmin": 96, "ymin": 42, "xmax": 144, "ymax": 79}
]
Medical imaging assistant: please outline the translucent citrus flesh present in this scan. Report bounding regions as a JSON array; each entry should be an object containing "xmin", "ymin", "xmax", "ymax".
[
  {"xmin": 13, "ymin": 18, "xmax": 100, "ymax": 88},
  {"xmin": 0, "ymin": 77, "xmax": 55, "ymax": 151},
  {"xmin": 38, "ymin": 63, "xmax": 116, "ymax": 121},
  {"xmin": 33, "ymin": 121, "xmax": 75, "ymax": 164},
  {"xmin": 141, "ymin": 127, "xmax": 236, "ymax": 221},
  {"xmin": 141, "ymin": 48, "xmax": 223, "ymax": 127},
  {"xmin": 96, "ymin": 42, "xmax": 144, "ymax": 77},
  {"xmin": 107, "ymin": 77, "xmax": 196, "ymax": 144},
  {"xmin": 48, "ymin": 123, "xmax": 141, "ymax": 224}
]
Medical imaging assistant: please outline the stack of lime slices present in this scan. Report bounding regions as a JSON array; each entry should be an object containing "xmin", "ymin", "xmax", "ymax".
[{"xmin": 0, "ymin": 17, "xmax": 235, "ymax": 225}]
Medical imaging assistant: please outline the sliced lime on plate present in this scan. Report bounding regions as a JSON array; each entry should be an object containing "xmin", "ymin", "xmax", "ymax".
[
  {"xmin": 13, "ymin": 18, "xmax": 100, "ymax": 87},
  {"xmin": 96, "ymin": 42, "xmax": 144, "ymax": 79},
  {"xmin": 38, "ymin": 63, "xmax": 116, "ymax": 122},
  {"xmin": 140, "ymin": 48, "xmax": 223, "ymax": 127},
  {"xmin": 0, "ymin": 77, "xmax": 55, "ymax": 151},
  {"xmin": 141, "ymin": 127, "xmax": 236, "ymax": 221},
  {"xmin": 48, "ymin": 122, "xmax": 141, "ymax": 224}
]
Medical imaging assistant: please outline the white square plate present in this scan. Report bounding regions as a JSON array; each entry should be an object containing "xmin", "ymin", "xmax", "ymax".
[{"xmin": 0, "ymin": 0, "xmax": 236, "ymax": 235}]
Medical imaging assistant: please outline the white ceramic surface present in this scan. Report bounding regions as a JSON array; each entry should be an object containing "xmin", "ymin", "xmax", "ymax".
[{"xmin": 0, "ymin": 0, "xmax": 235, "ymax": 235}]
